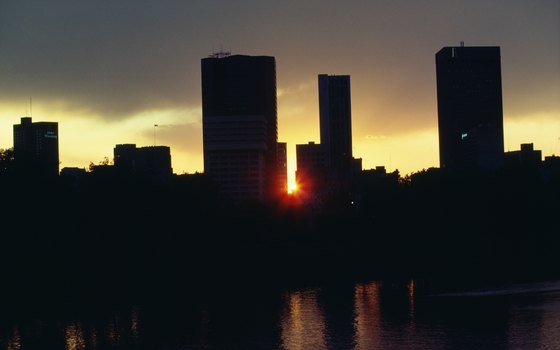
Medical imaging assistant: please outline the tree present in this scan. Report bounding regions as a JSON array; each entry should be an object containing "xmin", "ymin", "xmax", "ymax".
[
  {"xmin": 88, "ymin": 156, "xmax": 112, "ymax": 172},
  {"xmin": 0, "ymin": 148, "xmax": 15, "ymax": 175}
]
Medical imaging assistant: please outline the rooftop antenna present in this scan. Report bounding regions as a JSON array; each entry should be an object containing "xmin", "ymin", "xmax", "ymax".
[{"xmin": 209, "ymin": 43, "xmax": 231, "ymax": 58}]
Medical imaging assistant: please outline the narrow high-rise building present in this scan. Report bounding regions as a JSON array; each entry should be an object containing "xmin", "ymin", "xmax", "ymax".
[
  {"xmin": 436, "ymin": 45, "xmax": 505, "ymax": 171},
  {"xmin": 13, "ymin": 117, "xmax": 59, "ymax": 177},
  {"xmin": 277, "ymin": 142, "xmax": 288, "ymax": 195},
  {"xmin": 319, "ymin": 74, "xmax": 353, "ymax": 188},
  {"xmin": 201, "ymin": 52, "xmax": 278, "ymax": 202}
]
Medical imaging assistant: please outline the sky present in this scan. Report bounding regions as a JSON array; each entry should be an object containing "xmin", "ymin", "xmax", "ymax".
[{"xmin": 1, "ymin": 1, "xmax": 559, "ymax": 190}]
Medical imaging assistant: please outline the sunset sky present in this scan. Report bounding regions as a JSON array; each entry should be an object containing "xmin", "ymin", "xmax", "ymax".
[{"xmin": 1, "ymin": 1, "xmax": 558, "ymax": 189}]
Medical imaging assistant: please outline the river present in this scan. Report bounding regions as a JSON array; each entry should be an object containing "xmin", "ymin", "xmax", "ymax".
[{"xmin": 1, "ymin": 278, "xmax": 560, "ymax": 349}]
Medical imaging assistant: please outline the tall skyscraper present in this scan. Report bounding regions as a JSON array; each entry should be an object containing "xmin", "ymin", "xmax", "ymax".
[
  {"xmin": 201, "ymin": 52, "xmax": 278, "ymax": 202},
  {"xmin": 319, "ymin": 74, "xmax": 353, "ymax": 187},
  {"xmin": 13, "ymin": 117, "xmax": 59, "ymax": 177},
  {"xmin": 436, "ymin": 45, "xmax": 505, "ymax": 171}
]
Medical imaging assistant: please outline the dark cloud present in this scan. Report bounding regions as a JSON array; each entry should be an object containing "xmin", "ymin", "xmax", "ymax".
[{"xmin": 0, "ymin": 0, "xmax": 558, "ymax": 129}]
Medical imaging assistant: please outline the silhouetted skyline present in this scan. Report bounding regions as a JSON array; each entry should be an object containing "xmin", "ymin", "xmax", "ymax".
[
  {"xmin": 1, "ymin": 2, "xmax": 558, "ymax": 190},
  {"xmin": 1, "ymin": 45, "xmax": 556, "ymax": 203}
]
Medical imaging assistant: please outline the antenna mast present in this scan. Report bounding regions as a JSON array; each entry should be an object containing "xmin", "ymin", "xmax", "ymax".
[{"xmin": 154, "ymin": 124, "xmax": 158, "ymax": 146}]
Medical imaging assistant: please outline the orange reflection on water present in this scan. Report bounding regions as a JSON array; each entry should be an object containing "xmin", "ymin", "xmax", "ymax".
[
  {"xmin": 130, "ymin": 307, "xmax": 140, "ymax": 341},
  {"xmin": 7, "ymin": 327, "xmax": 21, "ymax": 350},
  {"xmin": 280, "ymin": 289, "xmax": 328, "ymax": 350},
  {"xmin": 65, "ymin": 322, "xmax": 86, "ymax": 350},
  {"xmin": 354, "ymin": 281, "xmax": 382, "ymax": 350},
  {"xmin": 89, "ymin": 327, "xmax": 98, "ymax": 350},
  {"xmin": 408, "ymin": 279, "xmax": 415, "ymax": 317},
  {"xmin": 107, "ymin": 316, "xmax": 121, "ymax": 346}
]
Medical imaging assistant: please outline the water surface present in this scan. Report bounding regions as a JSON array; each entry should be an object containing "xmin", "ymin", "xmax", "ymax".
[{"xmin": 2, "ymin": 279, "xmax": 560, "ymax": 349}]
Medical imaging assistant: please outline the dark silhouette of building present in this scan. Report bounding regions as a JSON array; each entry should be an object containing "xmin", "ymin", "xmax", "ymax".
[
  {"xmin": 436, "ymin": 44, "xmax": 505, "ymax": 171},
  {"xmin": 201, "ymin": 52, "xmax": 278, "ymax": 202},
  {"xmin": 504, "ymin": 143, "xmax": 542, "ymax": 170},
  {"xmin": 114, "ymin": 144, "xmax": 173, "ymax": 180},
  {"xmin": 277, "ymin": 142, "xmax": 288, "ymax": 194},
  {"xmin": 296, "ymin": 141, "xmax": 326, "ymax": 201},
  {"xmin": 13, "ymin": 117, "xmax": 59, "ymax": 177},
  {"xmin": 319, "ymin": 74, "xmax": 353, "ymax": 186},
  {"xmin": 542, "ymin": 155, "xmax": 560, "ymax": 182},
  {"xmin": 60, "ymin": 167, "xmax": 87, "ymax": 189}
]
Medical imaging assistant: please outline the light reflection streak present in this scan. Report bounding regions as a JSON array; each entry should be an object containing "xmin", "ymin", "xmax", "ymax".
[
  {"xmin": 89, "ymin": 327, "xmax": 97, "ymax": 350},
  {"xmin": 107, "ymin": 316, "xmax": 121, "ymax": 346},
  {"xmin": 65, "ymin": 322, "xmax": 86, "ymax": 350},
  {"xmin": 280, "ymin": 289, "xmax": 328, "ymax": 350},
  {"xmin": 354, "ymin": 281, "xmax": 382, "ymax": 350},
  {"xmin": 408, "ymin": 279, "xmax": 415, "ymax": 317},
  {"xmin": 7, "ymin": 327, "xmax": 21, "ymax": 350},
  {"xmin": 130, "ymin": 307, "xmax": 140, "ymax": 341}
]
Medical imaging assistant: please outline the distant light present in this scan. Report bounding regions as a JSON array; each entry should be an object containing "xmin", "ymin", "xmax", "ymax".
[{"xmin": 461, "ymin": 132, "xmax": 468, "ymax": 140}]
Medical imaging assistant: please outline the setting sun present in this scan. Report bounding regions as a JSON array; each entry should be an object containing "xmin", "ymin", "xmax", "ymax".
[{"xmin": 288, "ymin": 183, "xmax": 298, "ymax": 194}]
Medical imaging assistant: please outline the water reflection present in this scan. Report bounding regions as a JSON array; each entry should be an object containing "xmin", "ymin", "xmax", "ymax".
[
  {"xmin": 280, "ymin": 289, "xmax": 327, "ymax": 350},
  {"xmin": 6, "ymin": 328, "xmax": 20, "ymax": 350},
  {"xmin": 64, "ymin": 323, "xmax": 85, "ymax": 350},
  {"xmin": 352, "ymin": 280, "xmax": 426, "ymax": 350},
  {"xmin": 539, "ymin": 296, "xmax": 560, "ymax": 350},
  {"xmin": 130, "ymin": 308, "xmax": 139, "ymax": 342},
  {"xmin": 1, "ymin": 279, "xmax": 560, "ymax": 349},
  {"xmin": 354, "ymin": 282, "xmax": 382, "ymax": 350},
  {"xmin": 106, "ymin": 316, "xmax": 120, "ymax": 347},
  {"xmin": 408, "ymin": 279, "xmax": 415, "ymax": 317},
  {"xmin": 88, "ymin": 328, "xmax": 97, "ymax": 350}
]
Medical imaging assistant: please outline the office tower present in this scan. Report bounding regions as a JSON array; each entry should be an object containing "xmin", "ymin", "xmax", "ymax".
[
  {"xmin": 201, "ymin": 52, "xmax": 278, "ymax": 202},
  {"xmin": 436, "ymin": 45, "xmax": 505, "ymax": 171},
  {"xmin": 13, "ymin": 117, "xmax": 59, "ymax": 177},
  {"xmin": 319, "ymin": 74, "xmax": 353, "ymax": 187},
  {"xmin": 277, "ymin": 142, "xmax": 288, "ymax": 194},
  {"xmin": 114, "ymin": 144, "xmax": 173, "ymax": 180}
]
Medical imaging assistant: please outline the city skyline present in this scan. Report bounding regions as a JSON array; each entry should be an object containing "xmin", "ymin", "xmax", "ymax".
[{"xmin": 1, "ymin": 1, "xmax": 558, "ymax": 190}]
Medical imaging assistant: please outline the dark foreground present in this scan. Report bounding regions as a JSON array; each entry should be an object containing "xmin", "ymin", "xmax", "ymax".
[{"xmin": 1, "ymin": 168, "xmax": 559, "ymax": 311}]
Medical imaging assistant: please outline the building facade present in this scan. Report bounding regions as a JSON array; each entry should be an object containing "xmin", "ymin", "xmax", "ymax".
[
  {"xmin": 504, "ymin": 143, "xmax": 542, "ymax": 170},
  {"xmin": 201, "ymin": 53, "xmax": 278, "ymax": 202},
  {"xmin": 114, "ymin": 144, "xmax": 173, "ymax": 180},
  {"xmin": 13, "ymin": 117, "xmax": 59, "ymax": 177},
  {"xmin": 277, "ymin": 142, "xmax": 288, "ymax": 194},
  {"xmin": 296, "ymin": 141, "xmax": 326, "ymax": 200},
  {"xmin": 436, "ymin": 45, "xmax": 505, "ymax": 171}
]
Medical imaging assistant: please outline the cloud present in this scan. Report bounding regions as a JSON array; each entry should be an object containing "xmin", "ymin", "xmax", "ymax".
[
  {"xmin": 145, "ymin": 121, "xmax": 202, "ymax": 155},
  {"xmin": 0, "ymin": 0, "xmax": 557, "ymax": 137}
]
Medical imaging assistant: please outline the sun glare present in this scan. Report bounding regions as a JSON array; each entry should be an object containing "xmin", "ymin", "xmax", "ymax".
[{"xmin": 288, "ymin": 183, "xmax": 298, "ymax": 194}]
